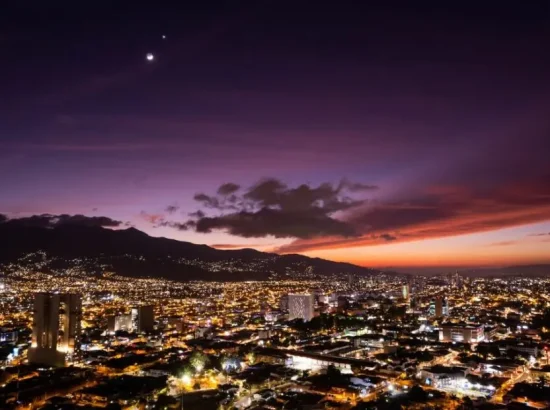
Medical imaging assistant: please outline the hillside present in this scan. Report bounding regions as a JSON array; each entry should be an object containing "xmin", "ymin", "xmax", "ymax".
[{"xmin": 0, "ymin": 222, "xmax": 379, "ymax": 281}]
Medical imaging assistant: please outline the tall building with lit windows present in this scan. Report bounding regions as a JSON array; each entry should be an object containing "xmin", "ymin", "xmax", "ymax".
[
  {"xmin": 288, "ymin": 294, "xmax": 314, "ymax": 322},
  {"xmin": 28, "ymin": 293, "xmax": 82, "ymax": 367},
  {"xmin": 402, "ymin": 284, "xmax": 410, "ymax": 301},
  {"xmin": 131, "ymin": 305, "xmax": 155, "ymax": 332},
  {"xmin": 429, "ymin": 297, "xmax": 448, "ymax": 317}
]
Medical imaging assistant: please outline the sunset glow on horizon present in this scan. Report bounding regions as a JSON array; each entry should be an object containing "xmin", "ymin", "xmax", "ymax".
[{"xmin": 1, "ymin": 2, "xmax": 549, "ymax": 271}]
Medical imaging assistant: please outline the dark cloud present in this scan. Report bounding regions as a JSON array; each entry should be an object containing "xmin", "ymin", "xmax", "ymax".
[
  {"xmin": 194, "ymin": 208, "xmax": 358, "ymax": 239},
  {"xmin": 160, "ymin": 220, "xmax": 194, "ymax": 231},
  {"xmin": 339, "ymin": 180, "xmax": 379, "ymax": 192},
  {"xmin": 210, "ymin": 243, "xmax": 267, "ymax": 249},
  {"xmin": 217, "ymin": 182, "xmax": 240, "ymax": 196},
  {"xmin": 175, "ymin": 178, "xmax": 374, "ymax": 239},
  {"xmin": 165, "ymin": 204, "xmax": 179, "ymax": 214},
  {"xmin": 193, "ymin": 193, "xmax": 220, "ymax": 209},
  {"xmin": 0, "ymin": 214, "xmax": 8, "ymax": 223},
  {"xmin": 0, "ymin": 214, "xmax": 123, "ymax": 228},
  {"xmin": 241, "ymin": 178, "xmax": 365, "ymax": 213},
  {"xmin": 278, "ymin": 176, "xmax": 550, "ymax": 253},
  {"xmin": 528, "ymin": 232, "xmax": 550, "ymax": 237},
  {"xmin": 488, "ymin": 240, "xmax": 518, "ymax": 247},
  {"xmin": 188, "ymin": 210, "xmax": 205, "ymax": 218},
  {"xmin": 379, "ymin": 233, "xmax": 397, "ymax": 241}
]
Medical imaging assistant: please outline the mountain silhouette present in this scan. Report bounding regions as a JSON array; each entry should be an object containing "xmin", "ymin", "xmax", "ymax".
[{"xmin": 0, "ymin": 222, "xmax": 378, "ymax": 281}]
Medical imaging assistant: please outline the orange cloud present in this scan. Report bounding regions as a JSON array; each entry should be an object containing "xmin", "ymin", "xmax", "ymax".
[{"xmin": 278, "ymin": 178, "xmax": 550, "ymax": 253}]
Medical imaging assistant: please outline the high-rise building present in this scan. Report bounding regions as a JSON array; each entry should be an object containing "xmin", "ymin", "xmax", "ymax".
[
  {"xmin": 452, "ymin": 271, "xmax": 463, "ymax": 289},
  {"xmin": 288, "ymin": 294, "xmax": 314, "ymax": 322},
  {"xmin": 28, "ymin": 293, "xmax": 82, "ymax": 367},
  {"xmin": 107, "ymin": 314, "xmax": 133, "ymax": 332},
  {"xmin": 429, "ymin": 297, "xmax": 448, "ymax": 317},
  {"xmin": 279, "ymin": 294, "xmax": 289, "ymax": 311},
  {"xmin": 435, "ymin": 298, "xmax": 443, "ymax": 317},
  {"xmin": 131, "ymin": 305, "xmax": 155, "ymax": 332},
  {"xmin": 442, "ymin": 298, "xmax": 449, "ymax": 316},
  {"xmin": 402, "ymin": 284, "xmax": 410, "ymax": 301}
]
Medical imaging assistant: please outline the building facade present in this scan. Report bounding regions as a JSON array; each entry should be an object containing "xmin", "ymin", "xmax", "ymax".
[
  {"xmin": 28, "ymin": 293, "xmax": 82, "ymax": 366},
  {"xmin": 131, "ymin": 305, "xmax": 155, "ymax": 332},
  {"xmin": 439, "ymin": 324, "xmax": 484, "ymax": 343},
  {"xmin": 288, "ymin": 294, "xmax": 315, "ymax": 322},
  {"xmin": 107, "ymin": 314, "xmax": 133, "ymax": 332}
]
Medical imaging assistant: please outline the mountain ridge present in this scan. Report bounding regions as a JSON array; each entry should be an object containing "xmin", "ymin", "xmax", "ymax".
[{"xmin": 0, "ymin": 223, "xmax": 379, "ymax": 281}]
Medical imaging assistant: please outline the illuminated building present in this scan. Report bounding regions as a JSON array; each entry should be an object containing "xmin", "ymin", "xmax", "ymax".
[
  {"xmin": 131, "ymin": 305, "xmax": 155, "ymax": 332},
  {"xmin": 288, "ymin": 294, "xmax": 314, "ymax": 322},
  {"xmin": 107, "ymin": 314, "xmax": 133, "ymax": 332},
  {"xmin": 441, "ymin": 297, "xmax": 449, "ymax": 316},
  {"xmin": 28, "ymin": 293, "xmax": 82, "ymax": 367},
  {"xmin": 429, "ymin": 300, "xmax": 436, "ymax": 316},
  {"xmin": 430, "ymin": 297, "xmax": 448, "ymax": 317},
  {"xmin": 402, "ymin": 284, "xmax": 410, "ymax": 301},
  {"xmin": 439, "ymin": 323, "xmax": 484, "ymax": 343},
  {"xmin": 419, "ymin": 366, "xmax": 467, "ymax": 388},
  {"xmin": 435, "ymin": 298, "xmax": 443, "ymax": 317},
  {"xmin": 279, "ymin": 294, "xmax": 289, "ymax": 311},
  {"xmin": 264, "ymin": 311, "xmax": 282, "ymax": 322},
  {"xmin": 0, "ymin": 329, "xmax": 17, "ymax": 343}
]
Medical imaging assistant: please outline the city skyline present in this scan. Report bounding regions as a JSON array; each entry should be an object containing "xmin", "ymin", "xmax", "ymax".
[{"xmin": 1, "ymin": 2, "xmax": 550, "ymax": 269}]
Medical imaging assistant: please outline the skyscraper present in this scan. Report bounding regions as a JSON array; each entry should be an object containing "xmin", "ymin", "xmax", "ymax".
[
  {"xmin": 288, "ymin": 294, "xmax": 314, "ymax": 321},
  {"xmin": 431, "ymin": 297, "xmax": 448, "ymax": 318},
  {"xmin": 442, "ymin": 298, "xmax": 449, "ymax": 316},
  {"xmin": 28, "ymin": 293, "xmax": 82, "ymax": 367},
  {"xmin": 279, "ymin": 294, "xmax": 289, "ymax": 311},
  {"xmin": 435, "ymin": 297, "xmax": 443, "ymax": 317},
  {"xmin": 131, "ymin": 305, "xmax": 155, "ymax": 332},
  {"xmin": 402, "ymin": 284, "xmax": 410, "ymax": 301}
]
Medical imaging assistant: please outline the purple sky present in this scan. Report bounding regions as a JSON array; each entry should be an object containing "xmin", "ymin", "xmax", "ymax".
[{"xmin": 1, "ymin": 2, "xmax": 550, "ymax": 269}]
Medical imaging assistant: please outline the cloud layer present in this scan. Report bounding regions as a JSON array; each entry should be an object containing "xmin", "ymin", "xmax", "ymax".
[
  {"xmin": 0, "ymin": 214, "xmax": 123, "ymax": 229},
  {"xmin": 163, "ymin": 178, "xmax": 377, "ymax": 239},
  {"xmin": 151, "ymin": 167, "xmax": 550, "ymax": 255},
  {"xmin": 278, "ymin": 176, "xmax": 550, "ymax": 252}
]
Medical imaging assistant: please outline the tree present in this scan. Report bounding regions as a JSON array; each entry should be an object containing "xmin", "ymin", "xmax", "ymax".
[
  {"xmin": 246, "ymin": 352, "xmax": 256, "ymax": 365},
  {"xmin": 326, "ymin": 365, "xmax": 341, "ymax": 381},
  {"xmin": 190, "ymin": 350, "xmax": 209, "ymax": 373},
  {"xmin": 461, "ymin": 396, "xmax": 474, "ymax": 409},
  {"xmin": 408, "ymin": 385, "xmax": 428, "ymax": 402},
  {"xmin": 180, "ymin": 364, "xmax": 194, "ymax": 385}
]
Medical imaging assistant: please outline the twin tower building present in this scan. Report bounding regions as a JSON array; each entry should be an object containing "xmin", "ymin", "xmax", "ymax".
[
  {"xmin": 28, "ymin": 292, "xmax": 154, "ymax": 367},
  {"xmin": 28, "ymin": 293, "xmax": 82, "ymax": 367}
]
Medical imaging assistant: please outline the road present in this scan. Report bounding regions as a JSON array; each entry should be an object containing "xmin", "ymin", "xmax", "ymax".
[{"xmin": 491, "ymin": 369, "xmax": 530, "ymax": 403}]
